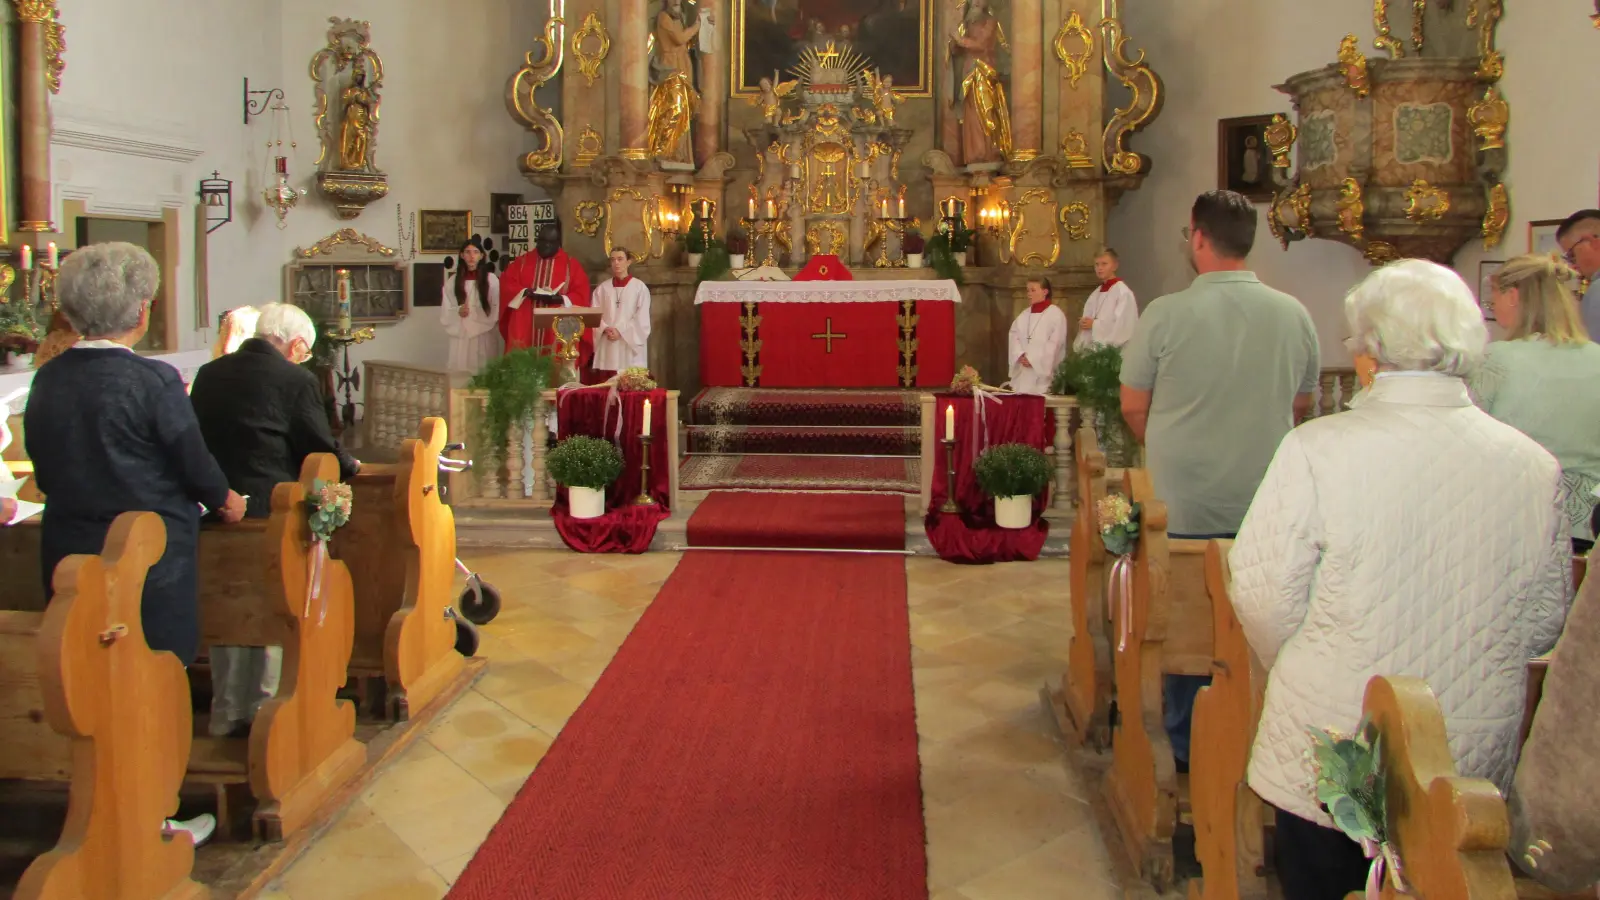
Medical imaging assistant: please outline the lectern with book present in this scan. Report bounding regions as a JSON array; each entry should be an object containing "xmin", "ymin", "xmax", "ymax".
[{"xmin": 534, "ymin": 306, "xmax": 603, "ymax": 385}]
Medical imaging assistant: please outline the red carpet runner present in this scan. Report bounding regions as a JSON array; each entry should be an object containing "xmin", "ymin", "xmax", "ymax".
[
  {"xmin": 687, "ymin": 491, "xmax": 907, "ymax": 551},
  {"xmin": 450, "ymin": 496, "xmax": 924, "ymax": 898}
]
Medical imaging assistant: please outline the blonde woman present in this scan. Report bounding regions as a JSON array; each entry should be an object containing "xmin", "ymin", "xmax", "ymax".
[{"xmin": 1470, "ymin": 254, "xmax": 1600, "ymax": 552}]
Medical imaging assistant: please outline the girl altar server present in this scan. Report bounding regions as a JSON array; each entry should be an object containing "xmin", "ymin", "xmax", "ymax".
[
  {"xmin": 1008, "ymin": 277, "xmax": 1069, "ymax": 395},
  {"xmin": 592, "ymin": 247, "xmax": 652, "ymax": 375},
  {"xmin": 441, "ymin": 236, "xmax": 502, "ymax": 373},
  {"xmin": 1073, "ymin": 247, "xmax": 1138, "ymax": 349}
]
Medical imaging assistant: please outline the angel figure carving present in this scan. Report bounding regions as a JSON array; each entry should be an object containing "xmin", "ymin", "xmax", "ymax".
[
  {"xmin": 750, "ymin": 72, "xmax": 798, "ymax": 127},
  {"xmin": 864, "ymin": 70, "xmax": 901, "ymax": 128}
]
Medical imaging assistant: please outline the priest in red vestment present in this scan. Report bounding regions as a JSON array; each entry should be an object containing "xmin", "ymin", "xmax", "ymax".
[{"xmin": 499, "ymin": 223, "xmax": 594, "ymax": 369}]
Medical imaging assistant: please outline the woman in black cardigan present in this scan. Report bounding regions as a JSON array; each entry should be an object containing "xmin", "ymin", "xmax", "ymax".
[{"xmin": 24, "ymin": 242, "xmax": 246, "ymax": 666}]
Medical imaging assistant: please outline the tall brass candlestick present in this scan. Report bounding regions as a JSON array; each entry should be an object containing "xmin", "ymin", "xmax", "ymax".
[
  {"xmin": 635, "ymin": 434, "xmax": 656, "ymax": 506},
  {"xmin": 941, "ymin": 437, "xmax": 959, "ymax": 513}
]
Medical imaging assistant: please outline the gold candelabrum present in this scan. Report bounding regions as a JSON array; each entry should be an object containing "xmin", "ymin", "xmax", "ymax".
[
  {"xmin": 740, "ymin": 215, "xmax": 787, "ymax": 268},
  {"xmin": 872, "ymin": 212, "xmax": 911, "ymax": 269},
  {"xmin": 635, "ymin": 433, "xmax": 656, "ymax": 506},
  {"xmin": 940, "ymin": 436, "xmax": 959, "ymax": 514},
  {"xmin": 977, "ymin": 200, "xmax": 1014, "ymax": 265},
  {"xmin": 323, "ymin": 268, "xmax": 376, "ymax": 431}
]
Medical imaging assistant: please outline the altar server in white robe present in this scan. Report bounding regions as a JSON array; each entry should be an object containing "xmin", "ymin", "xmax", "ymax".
[
  {"xmin": 1008, "ymin": 277, "xmax": 1070, "ymax": 394},
  {"xmin": 593, "ymin": 247, "xmax": 652, "ymax": 373},
  {"xmin": 440, "ymin": 237, "xmax": 502, "ymax": 373},
  {"xmin": 1073, "ymin": 247, "xmax": 1139, "ymax": 350}
]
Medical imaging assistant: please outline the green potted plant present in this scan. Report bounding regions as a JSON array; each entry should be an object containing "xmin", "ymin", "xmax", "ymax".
[
  {"xmin": 947, "ymin": 220, "xmax": 973, "ymax": 266},
  {"xmin": 974, "ymin": 442, "xmax": 1053, "ymax": 528},
  {"xmin": 684, "ymin": 223, "xmax": 709, "ymax": 268},
  {"xmin": 695, "ymin": 238, "xmax": 732, "ymax": 285},
  {"xmin": 925, "ymin": 229, "xmax": 963, "ymax": 284},
  {"xmin": 1053, "ymin": 343, "xmax": 1135, "ymax": 467},
  {"xmin": 725, "ymin": 228, "xmax": 750, "ymax": 269},
  {"xmin": 468, "ymin": 349, "xmax": 555, "ymax": 479},
  {"xmin": 902, "ymin": 228, "xmax": 925, "ymax": 269},
  {"xmin": 546, "ymin": 435, "xmax": 625, "ymax": 519}
]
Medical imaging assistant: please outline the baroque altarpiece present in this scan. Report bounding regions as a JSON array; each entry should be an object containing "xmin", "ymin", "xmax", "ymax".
[{"xmin": 502, "ymin": 0, "xmax": 1163, "ymax": 391}]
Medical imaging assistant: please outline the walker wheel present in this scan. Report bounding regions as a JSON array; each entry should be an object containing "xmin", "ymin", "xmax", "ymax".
[
  {"xmin": 459, "ymin": 578, "xmax": 502, "ymax": 625},
  {"xmin": 454, "ymin": 618, "xmax": 481, "ymax": 657}
]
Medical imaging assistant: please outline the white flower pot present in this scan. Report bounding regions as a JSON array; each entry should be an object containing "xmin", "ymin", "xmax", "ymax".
[
  {"xmin": 905, "ymin": 253, "xmax": 923, "ymax": 268},
  {"xmin": 569, "ymin": 485, "xmax": 606, "ymax": 519},
  {"xmin": 687, "ymin": 252, "xmax": 703, "ymax": 268},
  {"xmin": 994, "ymin": 495, "xmax": 1033, "ymax": 529},
  {"xmin": 730, "ymin": 253, "xmax": 746, "ymax": 269},
  {"xmin": 955, "ymin": 250, "xmax": 969, "ymax": 267}
]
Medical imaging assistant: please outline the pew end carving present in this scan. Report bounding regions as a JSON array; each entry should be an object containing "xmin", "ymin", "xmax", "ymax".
[
  {"xmin": 1054, "ymin": 425, "xmax": 1113, "ymax": 750},
  {"xmin": 4, "ymin": 512, "xmax": 207, "ymax": 900}
]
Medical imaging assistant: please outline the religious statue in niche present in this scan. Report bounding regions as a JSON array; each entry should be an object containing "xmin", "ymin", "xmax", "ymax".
[
  {"xmin": 648, "ymin": 0, "xmax": 716, "ymax": 165},
  {"xmin": 311, "ymin": 18, "xmax": 390, "ymax": 219},
  {"xmin": 948, "ymin": 0, "xmax": 1011, "ymax": 165}
]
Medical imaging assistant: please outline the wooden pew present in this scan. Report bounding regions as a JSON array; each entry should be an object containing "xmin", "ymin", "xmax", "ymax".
[
  {"xmin": 1186, "ymin": 540, "xmax": 1268, "ymax": 900},
  {"xmin": 330, "ymin": 416, "xmax": 464, "ymax": 720},
  {"xmin": 1355, "ymin": 675, "xmax": 1519, "ymax": 900},
  {"xmin": 1, "ymin": 512, "xmax": 206, "ymax": 900},
  {"xmin": 1103, "ymin": 468, "xmax": 1215, "ymax": 891},
  {"xmin": 1052, "ymin": 425, "xmax": 1113, "ymax": 749},
  {"xmin": 0, "ymin": 455, "xmax": 365, "ymax": 842}
]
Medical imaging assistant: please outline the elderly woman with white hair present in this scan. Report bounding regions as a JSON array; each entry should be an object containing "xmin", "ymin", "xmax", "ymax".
[{"xmin": 1226, "ymin": 259, "xmax": 1570, "ymax": 899}]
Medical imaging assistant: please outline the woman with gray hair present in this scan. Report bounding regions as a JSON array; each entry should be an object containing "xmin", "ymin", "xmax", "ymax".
[{"xmin": 1224, "ymin": 259, "xmax": 1570, "ymax": 899}]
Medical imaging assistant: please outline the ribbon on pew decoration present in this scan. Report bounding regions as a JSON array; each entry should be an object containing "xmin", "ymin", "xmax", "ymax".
[
  {"xmin": 1359, "ymin": 838, "xmax": 1405, "ymax": 900},
  {"xmin": 1111, "ymin": 554, "xmax": 1134, "ymax": 653},
  {"xmin": 305, "ymin": 541, "xmax": 328, "ymax": 625},
  {"xmin": 305, "ymin": 480, "xmax": 354, "ymax": 626}
]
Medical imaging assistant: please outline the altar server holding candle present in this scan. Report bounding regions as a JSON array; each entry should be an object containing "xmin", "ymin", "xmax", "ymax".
[
  {"xmin": 1074, "ymin": 247, "xmax": 1138, "ymax": 350},
  {"xmin": 1008, "ymin": 277, "xmax": 1069, "ymax": 395},
  {"xmin": 592, "ymin": 247, "xmax": 652, "ymax": 375}
]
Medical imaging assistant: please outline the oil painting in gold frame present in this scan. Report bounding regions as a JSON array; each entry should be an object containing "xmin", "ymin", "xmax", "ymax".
[{"xmin": 731, "ymin": 0, "xmax": 933, "ymax": 97}]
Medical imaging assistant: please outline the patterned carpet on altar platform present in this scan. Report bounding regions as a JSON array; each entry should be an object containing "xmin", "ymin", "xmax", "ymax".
[{"xmin": 681, "ymin": 388, "xmax": 922, "ymax": 493}]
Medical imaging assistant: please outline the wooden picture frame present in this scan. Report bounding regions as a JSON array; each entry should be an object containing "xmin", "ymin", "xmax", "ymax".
[
  {"xmin": 1528, "ymin": 219, "xmax": 1565, "ymax": 258},
  {"xmin": 1217, "ymin": 115, "xmax": 1287, "ymax": 203},
  {"xmin": 1477, "ymin": 260, "xmax": 1503, "ymax": 320},
  {"xmin": 411, "ymin": 261, "xmax": 446, "ymax": 308},
  {"xmin": 418, "ymin": 209, "xmax": 472, "ymax": 255},
  {"xmin": 285, "ymin": 229, "xmax": 410, "ymax": 325}
]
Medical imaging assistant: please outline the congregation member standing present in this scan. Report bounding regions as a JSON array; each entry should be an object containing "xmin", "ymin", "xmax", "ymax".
[
  {"xmin": 1118, "ymin": 189, "xmax": 1320, "ymax": 773},
  {"xmin": 1471, "ymin": 253, "xmax": 1600, "ymax": 553},
  {"xmin": 1555, "ymin": 209, "xmax": 1600, "ymax": 341},
  {"xmin": 1229, "ymin": 259, "xmax": 1568, "ymax": 899},
  {"xmin": 1007, "ymin": 277, "xmax": 1068, "ymax": 394},
  {"xmin": 591, "ymin": 247, "xmax": 652, "ymax": 378},
  {"xmin": 189, "ymin": 302, "xmax": 360, "ymax": 739},
  {"xmin": 1073, "ymin": 247, "xmax": 1138, "ymax": 349},
  {"xmin": 440, "ymin": 237, "xmax": 501, "ymax": 374}
]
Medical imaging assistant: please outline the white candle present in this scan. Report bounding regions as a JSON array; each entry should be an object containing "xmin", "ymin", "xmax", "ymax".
[
  {"xmin": 766, "ymin": 199, "xmax": 776, "ymax": 218},
  {"xmin": 748, "ymin": 197, "xmax": 757, "ymax": 219},
  {"xmin": 641, "ymin": 398, "xmax": 652, "ymax": 437},
  {"xmin": 46, "ymin": 242, "xmax": 57, "ymax": 268},
  {"xmin": 336, "ymin": 269, "xmax": 352, "ymax": 332},
  {"xmin": 898, "ymin": 197, "xmax": 905, "ymax": 218},
  {"xmin": 20, "ymin": 244, "xmax": 31, "ymax": 271},
  {"xmin": 945, "ymin": 404, "xmax": 954, "ymax": 440}
]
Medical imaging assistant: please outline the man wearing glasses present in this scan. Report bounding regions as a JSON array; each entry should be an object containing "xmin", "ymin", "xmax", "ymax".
[{"xmin": 1556, "ymin": 210, "xmax": 1600, "ymax": 339}]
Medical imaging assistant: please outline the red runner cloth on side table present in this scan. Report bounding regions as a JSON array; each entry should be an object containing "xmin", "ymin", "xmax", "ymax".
[
  {"xmin": 925, "ymin": 392, "xmax": 1051, "ymax": 564},
  {"xmin": 550, "ymin": 387, "xmax": 671, "ymax": 553}
]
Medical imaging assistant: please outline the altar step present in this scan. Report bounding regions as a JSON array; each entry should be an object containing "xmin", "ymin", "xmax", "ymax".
[{"xmin": 684, "ymin": 425, "xmax": 919, "ymax": 457}]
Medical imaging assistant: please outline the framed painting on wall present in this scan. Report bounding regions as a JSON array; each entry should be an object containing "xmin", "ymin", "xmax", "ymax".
[
  {"xmin": 285, "ymin": 229, "xmax": 410, "ymax": 325},
  {"xmin": 1528, "ymin": 219, "xmax": 1564, "ymax": 259},
  {"xmin": 418, "ymin": 209, "xmax": 472, "ymax": 255},
  {"xmin": 412, "ymin": 261, "xmax": 446, "ymax": 308},
  {"xmin": 731, "ymin": 0, "xmax": 933, "ymax": 97},
  {"xmin": 1217, "ymin": 115, "xmax": 1288, "ymax": 203}
]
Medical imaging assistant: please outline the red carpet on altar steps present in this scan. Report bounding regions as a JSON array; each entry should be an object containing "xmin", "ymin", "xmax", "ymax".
[
  {"xmin": 446, "ymin": 550, "xmax": 925, "ymax": 899},
  {"xmin": 687, "ymin": 491, "xmax": 906, "ymax": 551}
]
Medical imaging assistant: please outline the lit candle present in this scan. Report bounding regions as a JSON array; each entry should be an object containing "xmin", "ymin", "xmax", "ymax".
[
  {"xmin": 898, "ymin": 197, "xmax": 905, "ymax": 218},
  {"xmin": 46, "ymin": 242, "xmax": 57, "ymax": 268},
  {"xmin": 336, "ymin": 269, "xmax": 352, "ymax": 332},
  {"xmin": 766, "ymin": 199, "xmax": 776, "ymax": 218},
  {"xmin": 20, "ymin": 244, "xmax": 31, "ymax": 271},
  {"xmin": 945, "ymin": 404, "xmax": 954, "ymax": 440},
  {"xmin": 748, "ymin": 197, "xmax": 757, "ymax": 219},
  {"xmin": 641, "ymin": 398, "xmax": 652, "ymax": 437}
]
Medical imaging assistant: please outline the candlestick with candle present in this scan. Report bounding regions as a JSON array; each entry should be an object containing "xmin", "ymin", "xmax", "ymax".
[
  {"xmin": 20, "ymin": 244, "xmax": 31, "ymax": 271},
  {"xmin": 945, "ymin": 403, "xmax": 955, "ymax": 440},
  {"xmin": 898, "ymin": 197, "xmax": 906, "ymax": 218},
  {"xmin": 45, "ymin": 242, "xmax": 57, "ymax": 268},
  {"xmin": 336, "ymin": 269, "xmax": 353, "ymax": 333},
  {"xmin": 641, "ymin": 398, "xmax": 652, "ymax": 437},
  {"xmin": 748, "ymin": 197, "xmax": 757, "ymax": 220},
  {"xmin": 766, "ymin": 199, "xmax": 776, "ymax": 219}
]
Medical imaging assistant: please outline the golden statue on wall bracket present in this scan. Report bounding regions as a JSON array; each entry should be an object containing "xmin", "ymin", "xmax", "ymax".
[
  {"xmin": 948, "ymin": 0, "xmax": 1012, "ymax": 164},
  {"xmin": 311, "ymin": 18, "xmax": 389, "ymax": 219}
]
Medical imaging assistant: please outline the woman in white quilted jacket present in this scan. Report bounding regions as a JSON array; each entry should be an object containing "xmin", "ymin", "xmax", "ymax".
[{"xmin": 1229, "ymin": 259, "xmax": 1571, "ymax": 900}]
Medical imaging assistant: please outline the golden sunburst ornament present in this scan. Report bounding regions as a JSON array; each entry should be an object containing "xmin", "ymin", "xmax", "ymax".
[{"xmin": 792, "ymin": 41, "xmax": 870, "ymax": 95}]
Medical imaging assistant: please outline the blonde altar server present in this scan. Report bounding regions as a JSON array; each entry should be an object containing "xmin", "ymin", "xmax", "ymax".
[
  {"xmin": 592, "ymin": 247, "xmax": 652, "ymax": 374},
  {"xmin": 1074, "ymin": 247, "xmax": 1139, "ymax": 350},
  {"xmin": 1008, "ymin": 277, "xmax": 1069, "ymax": 394},
  {"xmin": 440, "ymin": 236, "xmax": 502, "ymax": 373}
]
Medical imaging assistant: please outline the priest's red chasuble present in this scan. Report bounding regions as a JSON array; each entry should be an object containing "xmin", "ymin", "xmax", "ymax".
[{"xmin": 498, "ymin": 250, "xmax": 594, "ymax": 364}]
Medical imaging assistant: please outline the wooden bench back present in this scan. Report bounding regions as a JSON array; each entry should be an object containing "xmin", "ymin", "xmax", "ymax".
[
  {"xmin": 1358, "ymin": 675, "xmax": 1518, "ymax": 900},
  {"xmin": 1060, "ymin": 425, "xmax": 1112, "ymax": 748},
  {"xmin": 0, "ymin": 512, "xmax": 204, "ymax": 900}
]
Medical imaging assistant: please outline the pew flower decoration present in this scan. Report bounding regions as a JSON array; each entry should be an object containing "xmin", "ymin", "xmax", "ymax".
[
  {"xmin": 302, "ymin": 479, "xmax": 353, "ymax": 625},
  {"xmin": 1096, "ymin": 494, "xmax": 1140, "ymax": 557},
  {"xmin": 616, "ymin": 367, "xmax": 657, "ymax": 392},
  {"xmin": 1308, "ymin": 721, "xmax": 1405, "ymax": 899}
]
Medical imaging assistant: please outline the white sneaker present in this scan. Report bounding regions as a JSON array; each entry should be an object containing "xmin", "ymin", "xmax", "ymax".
[{"xmin": 163, "ymin": 813, "xmax": 216, "ymax": 848}]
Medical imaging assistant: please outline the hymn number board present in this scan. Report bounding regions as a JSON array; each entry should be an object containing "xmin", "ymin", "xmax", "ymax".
[{"xmin": 506, "ymin": 201, "xmax": 558, "ymax": 258}]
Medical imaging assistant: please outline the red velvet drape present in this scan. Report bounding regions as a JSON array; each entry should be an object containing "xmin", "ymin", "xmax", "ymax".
[
  {"xmin": 550, "ymin": 387, "xmax": 671, "ymax": 552},
  {"xmin": 924, "ymin": 392, "xmax": 1051, "ymax": 563}
]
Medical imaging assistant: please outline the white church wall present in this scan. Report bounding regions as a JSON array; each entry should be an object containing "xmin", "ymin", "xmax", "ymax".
[{"xmin": 1107, "ymin": 0, "xmax": 1595, "ymax": 367}]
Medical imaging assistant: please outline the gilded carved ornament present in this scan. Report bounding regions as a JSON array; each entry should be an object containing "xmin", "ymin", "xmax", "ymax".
[
  {"xmin": 1058, "ymin": 201, "xmax": 1092, "ymax": 243},
  {"xmin": 1099, "ymin": 17, "xmax": 1163, "ymax": 177},
  {"xmin": 11, "ymin": 0, "xmax": 52, "ymax": 23},
  {"xmin": 739, "ymin": 301, "xmax": 762, "ymax": 386},
  {"xmin": 1373, "ymin": 0, "xmax": 1404, "ymax": 58},
  {"xmin": 573, "ymin": 201, "xmax": 604, "ymax": 237},
  {"xmin": 1482, "ymin": 182, "xmax": 1509, "ymax": 249},
  {"xmin": 1467, "ymin": 86, "xmax": 1508, "ymax": 151},
  {"xmin": 507, "ymin": 10, "xmax": 566, "ymax": 173},
  {"xmin": 294, "ymin": 228, "xmax": 397, "ymax": 259},
  {"xmin": 311, "ymin": 18, "xmax": 385, "ymax": 173},
  {"xmin": 1268, "ymin": 182, "xmax": 1312, "ymax": 250},
  {"xmin": 1338, "ymin": 34, "xmax": 1371, "ymax": 98},
  {"xmin": 1364, "ymin": 241, "xmax": 1400, "ymax": 265},
  {"xmin": 805, "ymin": 221, "xmax": 847, "ymax": 257},
  {"xmin": 1411, "ymin": 0, "xmax": 1426, "ymax": 52},
  {"xmin": 1335, "ymin": 178, "xmax": 1365, "ymax": 242},
  {"xmin": 604, "ymin": 187, "xmax": 658, "ymax": 259},
  {"xmin": 1053, "ymin": 10, "xmax": 1094, "ymax": 89},
  {"xmin": 34, "ymin": 3, "xmax": 65, "ymax": 94},
  {"xmin": 575, "ymin": 126, "xmax": 603, "ymax": 167},
  {"xmin": 1470, "ymin": 0, "xmax": 1503, "ymax": 81},
  {"xmin": 1263, "ymin": 114, "xmax": 1296, "ymax": 169},
  {"xmin": 1403, "ymin": 180, "xmax": 1450, "ymax": 221},
  {"xmin": 570, "ymin": 11, "xmax": 610, "ymax": 86},
  {"xmin": 1060, "ymin": 130, "xmax": 1094, "ymax": 168},
  {"xmin": 1009, "ymin": 190, "xmax": 1059, "ymax": 267}
]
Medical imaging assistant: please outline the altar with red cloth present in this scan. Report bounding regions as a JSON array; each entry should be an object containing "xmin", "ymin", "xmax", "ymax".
[{"xmin": 695, "ymin": 272, "xmax": 959, "ymax": 388}]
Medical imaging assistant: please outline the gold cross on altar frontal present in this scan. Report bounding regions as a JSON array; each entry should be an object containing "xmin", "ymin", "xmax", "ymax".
[{"xmin": 811, "ymin": 318, "xmax": 847, "ymax": 353}]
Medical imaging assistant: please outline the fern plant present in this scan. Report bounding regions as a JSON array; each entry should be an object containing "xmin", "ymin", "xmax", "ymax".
[
  {"xmin": 924, "ymin": 232, "xmax": 963, "ymax": 284},
  {"xmin": 468, "ymin": 349, "xmax": 555, "ymax": 477},
  {"xmin": 1053, "ymin": 343, "xmax": 1134, "ymax": 464}
]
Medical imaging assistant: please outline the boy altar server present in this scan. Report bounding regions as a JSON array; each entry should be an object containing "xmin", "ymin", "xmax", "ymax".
[
  {"xmin": 1074, "ymin": 247, "xmax": 1138, "ymax": 349},
  {"xmin": 592, "ymin": 247, "xmax": 652, "ymax": 375},
  {"xmin": 1008, "ymin": 277, "xmax": 1069, "ymax": 394}
]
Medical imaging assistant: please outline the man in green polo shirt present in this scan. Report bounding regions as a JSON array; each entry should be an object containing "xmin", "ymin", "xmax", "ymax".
[{"xmin": 1119, "ymin": 188, "xmax": 1320, "ymax": 770}]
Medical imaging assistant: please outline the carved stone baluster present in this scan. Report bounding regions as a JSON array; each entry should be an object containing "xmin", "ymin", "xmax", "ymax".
[
  {"xmin": 531, "ymin": 394, "xmax": 551, "ymax": 503},
  {"xmin": 1052, "ymin": 398, "xmax": 1074, "ymax": 513}
]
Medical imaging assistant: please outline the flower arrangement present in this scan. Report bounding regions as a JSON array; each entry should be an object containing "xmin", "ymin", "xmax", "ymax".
[
  {"xmin": 307, "ymin": 479, "xmax": 354, "ymax": 542},
  {"xmin": 1096, "ymin": 494, "xmax": 1140, "ymax": 556},
  {"xmin": 546, "ymin": 435, "xmax": 626, "ymax": 491},
  {"xmin": 949, "ymin": 365, "xmax": 981, "ymax": 394},
  {"xmin": 725, "ymin": 229, "xmax": 749, "ymax": 256},
  {"xmin": 1308, "ymin": 722, "xmax": 1403, "ymax": 895},
  {"xmin": 616, "ymin": 367, "xmax": 657, "ymax": 391},
  {"xmin": 902, "ymin": 228, "xmax": 926, "ymax": 254},
  {"xmin": 974, "ymin": 443, "xmax": 1053, "ymax": 500}
]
